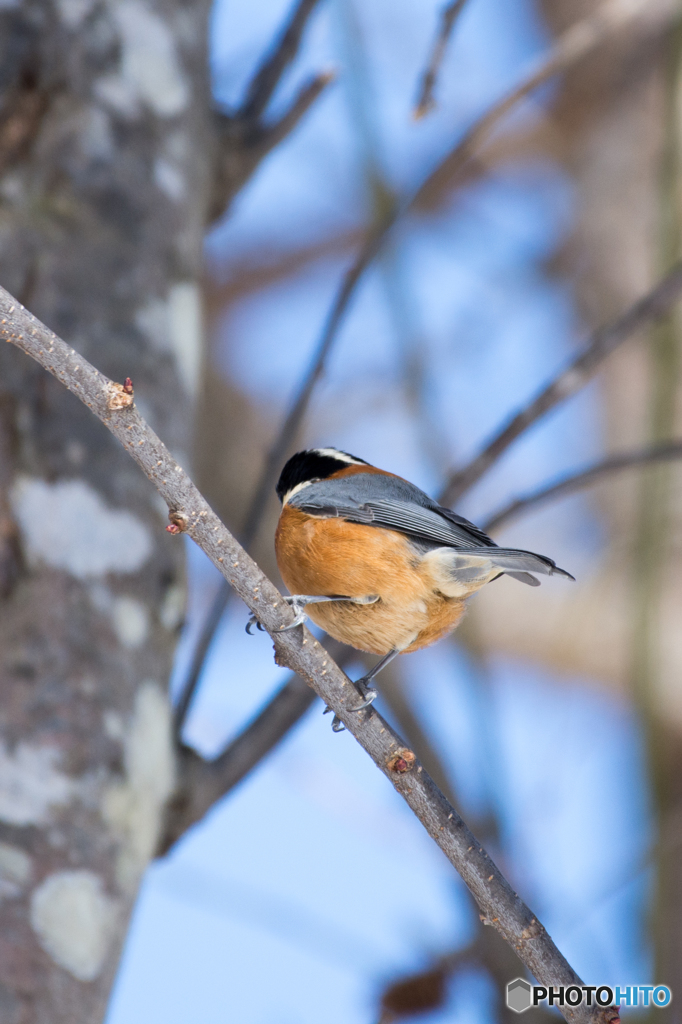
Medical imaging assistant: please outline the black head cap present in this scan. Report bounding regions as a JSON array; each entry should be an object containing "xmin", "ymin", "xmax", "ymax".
[{"xmin": 276, "ymin": 448, "xmax": 369, "ymax": 503}]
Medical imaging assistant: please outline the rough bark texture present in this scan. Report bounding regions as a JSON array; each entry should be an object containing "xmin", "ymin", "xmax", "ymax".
[{"xmin": 0, "ymin": 0, "xmax": 212, "ymax": 1020}]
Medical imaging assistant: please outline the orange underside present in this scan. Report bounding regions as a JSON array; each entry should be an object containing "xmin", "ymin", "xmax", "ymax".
[{"xmin": 275, "ymin": 505, "xmax": 465, "ymax": 656}]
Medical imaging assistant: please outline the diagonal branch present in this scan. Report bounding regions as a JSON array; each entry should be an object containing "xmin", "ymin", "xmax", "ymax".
[
  {"xmin": 162, "ymin": 676, "xmax": 317, "ymax": 855},
  {"xmin": 414, "ymin": 0, "xmax": 470, "ymax": 120},
  {"xmin": 165, "ymin": 638, "xmax": 351, "ymax": 852},
  {"xmin": 440, "ymin": 262, "xmax": 682, "ymax": 507},
  {"xmin": 188, "ymin": 0, "xmax": 652, "ymax": 728},
  {"xmin": 262, "ymin": 72, "xmax": 334, "ymax": 150},
  {"xmin": 1, "ymin": 287, "xmax": 615, "ymax": 1024},
  {"xmin": 413, "ymin": 0, "xmax": 654, "ymax": 207},
  {"xmin": 210, "ymin": 71, "xmax": 333, "ymax": 223},
  {"xmin": 482, "ymin": 440, "xmax": 682, "ymax": 533},
  {"xmin": 209, "ymin": 0, "xmax": 330, "ymax": 221},
  {"xmin": 240, "ymin": 0, "xmax": 323, "ymax": 121}
]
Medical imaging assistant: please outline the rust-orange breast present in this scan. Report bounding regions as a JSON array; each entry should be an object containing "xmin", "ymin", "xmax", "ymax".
[{"xmin": 275, "ymin": 504, "xmax": 465, "ymax": 655}]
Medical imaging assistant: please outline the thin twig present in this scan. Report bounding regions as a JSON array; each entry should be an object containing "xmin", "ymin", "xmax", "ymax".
[
  {"xmin": 240, "ymin": 0, "xmax": 323, "ymax": 121},
  {"xmin": 209, "ymin": 0, "xmax": 330, "ymax": 222},
  {"xmin": 414, "ymin": 0, "xmax": 470, "ymax": 120},
  {"xmin": 440, "ymin": 262, "xmax": 682, "ymax": 507},
  {"xmin": 413, "ymin": 0, "xmax": 653, "ymax": 206},
  {"xmin": 161, "ymin": 677, "xmax": 317, "ymax": 855},
  {"xmin": 1, "ymin": 288, "xmax": 615, "ymax": 1022},
  {"xmin": 482, "ymin": 441, "xmax": 682, "ymax": 533},
  {"xmin": 163, "ymin": 639, "xmax": 351, "ymax": 852},
  {"xmin": 186, "ymin": 0, "xmax": 650, "ymax": 728},
  {"xmin": 264, "ymin": 71, "xmax": 334, "ymax": 149}
]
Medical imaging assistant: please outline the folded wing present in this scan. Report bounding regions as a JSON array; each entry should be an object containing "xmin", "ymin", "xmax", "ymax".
[{"xmin": 292, "ymin": 475, "xmax": 574, "ymax": 585}]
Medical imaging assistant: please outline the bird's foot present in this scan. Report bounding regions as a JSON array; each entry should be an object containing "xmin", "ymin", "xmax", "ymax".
[
  {"xmin": 323, "ymin": 705, "xmax": 346, "ymax": 732},
  {"xmin": 323, "ymin": 674, "xmax": 380, "ymax": 732},
  {"xmin": 245, "ymin": 615, "xmax": 266, "ymax": 635},
  {"xmin": 272, "ymin": 595, "xmax": 311, "ymax": 632},
  {"xmin": 246, "ymin": 594, "xmax": 326, "ymax": 635},
  {"xmin": 246, "ymin": 593, "xmax": 380, "ymax": 635},
  {"xmin": 350, "ymin": 678, "xmax": 379, "ymax": 711}
]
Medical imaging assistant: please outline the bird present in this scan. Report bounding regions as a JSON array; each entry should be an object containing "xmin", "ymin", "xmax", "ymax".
[{"xmin": 248, "ymin": 447, "xmax": 574, "ymax": 730}]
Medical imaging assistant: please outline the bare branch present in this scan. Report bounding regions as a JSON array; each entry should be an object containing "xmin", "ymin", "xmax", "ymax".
[
  {"xmin": 1, "ymin": 287, "xmax": 615, "ymax": 1021},
  {"xmin": 413, "ymin": 0, "xmax": 654, "ymax": 207},
  {"xmin": 262, "ymin": 71, "xmax": 334, "ymax": 150},
  {"xmin": 172, "ymin": 583, "xmax": 232, "ymax": 737},
  {"xmin": 414, "ymin": 0, "xmax": 470, "ymax": 120},
  {"xmin": 440, "ymin": 262, "xmax": 682, "ymax": 507},
  {"xmin": 240, "ymin": 0, "xmax": 323, "ymax": 121},
  {"xmin": 210, "ymin": 71, "xmax": 333, "ymax": 222},
  {"xmin": 162, "ymin": 676, "xmax": 316, "ymax": 854},
  {"xmin": 166, "ymin": 638, "xmax": 351, "ymax": 849},
  {"xmin": 209, "ymin": 0, "xmax": 329, "ymax": 221},
  {"xmin": 482, "ymin": 441, "xmax": 682, "ymax": 533}
]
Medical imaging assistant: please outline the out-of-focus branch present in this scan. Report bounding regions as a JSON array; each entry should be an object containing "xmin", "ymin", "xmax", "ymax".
[
  {"xmin": 440, "ymin": 263, "xmax": 682, "ymax": 507},
  {"xmin": 164, "ymin": 638, "xmax": 350, "ymax": 852},
  {"xmin": 209, "ymin": 0, "xmax": 330, "ymax": 222},
  {"xmin": 183, "ymin": 0, "xmax": 650, "ymax": 737},
  {"xmin": 241, "ymin": 0, "xmax": 323, "ymax": 120},
  {"xmin": 414, "ymin": 0, "xmax": 470, "ymax": 120},
  {"xmin": 204, "ymin": 228, "xmax": 362, "ymax": 319},
  {"xmin": 162, "ymin": 677, "xmax": 316, "ymax": 854},
  {"xmin": 413, "ymin": 0, "xmax": 654, "ymax": 209},
  {"xmin": 1, "ymin": 288, "xmax": 617, "ymax": 1022},
  {"xmin": 210, "ymin": 72, "xmax": 332, "ymax": 223},
  {"xmin": 481, "ymin": 441, "xmax": 682, "ymax": 533},
  {"xmin": 258, "ymin": 72, "xmax": 334, "ymax": 150},
  {"xmin": 379, "ymin": 923, "xmax": 559, "ymax": 1024}
]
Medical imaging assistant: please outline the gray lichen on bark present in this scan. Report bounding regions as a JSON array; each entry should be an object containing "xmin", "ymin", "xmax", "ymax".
[{"xmin": 0, "ymin": 0, "xmax": 212, "ymax": 1019}]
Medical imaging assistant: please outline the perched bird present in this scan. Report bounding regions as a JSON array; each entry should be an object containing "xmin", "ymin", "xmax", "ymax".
[{"xmin": 250, "ymin": 447, "xmax": 573, "ymax": 729}]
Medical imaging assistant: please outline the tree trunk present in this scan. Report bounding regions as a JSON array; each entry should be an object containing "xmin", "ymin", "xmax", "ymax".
[{"xmin": 0, "ymin": 0, "xmax": 212, "ymax": 1019}]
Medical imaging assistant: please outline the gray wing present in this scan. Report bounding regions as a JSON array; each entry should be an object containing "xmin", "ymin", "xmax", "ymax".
[
  {"xmin": 291, "ymin": 473, "xmax": 495, "ymax": 548},
  {"xmin": 290, "ymin": 473, "xmax": 574, "ymax": 583},
  {"xmin": 295, "ymin": 496, "xmax": 496, "ymax": 549}
]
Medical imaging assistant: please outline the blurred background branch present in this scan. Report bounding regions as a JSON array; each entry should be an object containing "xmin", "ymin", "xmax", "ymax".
[
  {"xmin": 441, "ymin": 262, "xmax": 682, "ymax": 506},
  {"xmin": 209, "ymin": 0, "xmax": 330, "ymax": 222},
  {"xmin": 414, "ymin": 0, "xmax": 470, "ymax": 120},
  {"xmin": 483, "ymin": 441, "xmax": 682, "ymax": 532}
]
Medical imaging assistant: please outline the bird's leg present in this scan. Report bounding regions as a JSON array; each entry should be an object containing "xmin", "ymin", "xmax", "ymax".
[
  {"xmin": 246, "ymin": 593, "xmax": 379, "ymax": 634},
  {"xmin": 350, "ymin": 648, "xmax": 399, "ymax": 710},
  {"xmin": 324, "ymin": 647, "xmax": 400, "ymax": 731}
]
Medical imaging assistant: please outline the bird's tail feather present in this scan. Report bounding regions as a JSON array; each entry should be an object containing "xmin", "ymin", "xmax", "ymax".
[{"xmin": 472, "ymin": 547, "xmax": 575, "ymax": 581}]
